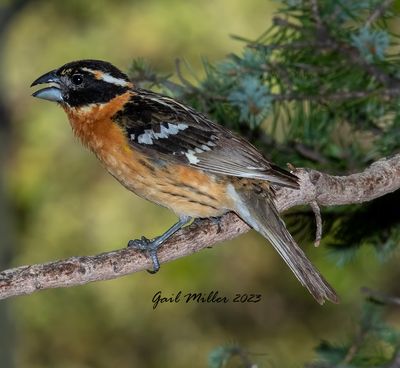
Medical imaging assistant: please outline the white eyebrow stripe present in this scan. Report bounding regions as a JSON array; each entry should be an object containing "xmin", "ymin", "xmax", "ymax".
[
  {"xmin": 81, "ymin": 67, "xmax": 130, "ymax": 87},
  {"xmin": 100, "ymin": 73, "xmax": 130, "ymax": 86},
  {"xmin": 81, "ymin": 67, "xmax": 96, "ymax": 74}
]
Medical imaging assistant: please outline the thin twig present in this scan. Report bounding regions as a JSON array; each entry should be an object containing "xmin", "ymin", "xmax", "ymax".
[
  {"xmin": 175, "ymin": 58, "xmax": 197, "ymax": 91},
  {"xmin": 361, "ymin": 287, "xmax": 400, "ymax": 307},
  {"xmin": 251, "ymin": 40, "xmax": 334, "ymax": 51},
  {"xmin": 342, "ymin": 327, "xmax": 368, "ymax": 365},
  {"xmin": 334, "ymin": 42, "xmax": 395, "ymax": 87},
  {"xmin": 272, "ymin": 87, "xmax": 400, "ymax": 101},
  {"xmin": 272, "ymin": 16, "xmax": 302, "ymax": 31},
  {"xmin": 365, "ymin": 0, "xmax": 394, "ymax": 28},
  {"xmin": 310, "ymin": 201, "xmax": 322, "ymax": 247},
  {"xmin": 309, "ymin": 0, "xmax": 323, "ymax": 29},
  {"xmin": 293, "ymin": 142, "xmax": 329, "ymax": 164},
  {"xmin": 184, "ymin": 86, "xmax": 400, "ymax": 105}
]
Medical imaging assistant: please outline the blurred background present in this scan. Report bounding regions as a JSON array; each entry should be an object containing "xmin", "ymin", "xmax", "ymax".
[{"xmin": 0, "ymin": 0, "xmax": 399, "ymax": 367}]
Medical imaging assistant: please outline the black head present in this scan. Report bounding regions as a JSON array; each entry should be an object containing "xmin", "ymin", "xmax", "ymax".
[{"xmin": 31, "ymin": 60, "xmax": 132, "ymax": 107}]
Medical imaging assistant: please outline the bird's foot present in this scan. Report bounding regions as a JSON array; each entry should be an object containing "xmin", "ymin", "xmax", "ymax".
[
  {"xmin": 193, "ymin": 216, "xmax": 223, "ymax": 231},
  {"xmin": 210, "ymin": 216, "xmax": 223, "ymax": 233},
  {"xmin": 128, "ymin": 236, "xmax": 161, "ymax": 274}
]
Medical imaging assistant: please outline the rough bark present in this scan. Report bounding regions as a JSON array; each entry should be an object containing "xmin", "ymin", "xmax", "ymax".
[{"xmin": 0, "ymin": 154, "xmax": 399, "ymax": 301}]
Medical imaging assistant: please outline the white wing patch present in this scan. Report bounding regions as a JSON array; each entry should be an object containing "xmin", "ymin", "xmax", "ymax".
[
  {"xmin": 138, "ymin": 131, "xmax": 154, "ymax": 144},
  {"xmin": 207, "ymin": 140, "xmax": 216, "ymax": 147},
  {"xmin": 136, "ymin": 123, "xmax": 189, "ymax": 145},
  {"xmin": 201, "ymin": 144, "xmax": 211, "ymax": 151},
  {"xmin": 184, "ymin": 149, "xmax": 200, "ymax": 164},
  {"xmin": 130, "ymin": 121, "xmax": 219, "ymax": 166},
  {"xmin": 180, "ymin": 137, "xmax": 218, "ymax": 165}
]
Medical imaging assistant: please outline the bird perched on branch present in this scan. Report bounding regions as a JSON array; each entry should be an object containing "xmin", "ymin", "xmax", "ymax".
[{"xmin": 31, "ymin": 59, "xmax": 338, "ymax": 304}]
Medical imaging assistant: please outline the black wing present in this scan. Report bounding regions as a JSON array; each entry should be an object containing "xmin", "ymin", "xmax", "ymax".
[{"xmin": 113, "ymin": 89, "xmax": 299, "ymax": 189}]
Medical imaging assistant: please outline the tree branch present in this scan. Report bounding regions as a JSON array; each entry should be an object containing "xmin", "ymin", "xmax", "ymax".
[{"xmin": 1, "ymin": 154, "xmax": 399, "ymax": 301}]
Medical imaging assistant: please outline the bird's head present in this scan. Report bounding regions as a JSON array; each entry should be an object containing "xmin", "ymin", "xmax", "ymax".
[{"xmin": 31, "ymin": 60, "xmax": 132, "ymax": 107}]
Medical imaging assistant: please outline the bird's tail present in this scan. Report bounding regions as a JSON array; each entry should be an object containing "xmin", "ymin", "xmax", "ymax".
[{"xmin": 230, "ymin": 184, "xmax": 339, "ymax": 304}]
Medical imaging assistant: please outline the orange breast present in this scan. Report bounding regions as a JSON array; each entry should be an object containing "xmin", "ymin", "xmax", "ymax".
[
  {"xmin": 64, "ymin": 91, "xmax": 132, "ymax": 152},
  {"xmin": 63, "ymin": 93, "xmax": 232, "ymax": 218}
]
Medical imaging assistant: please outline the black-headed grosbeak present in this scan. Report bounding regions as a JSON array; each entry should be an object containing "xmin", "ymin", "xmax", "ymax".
[{"xmin": 31, "ymin": 59, "xmax": 338, "ymax": 304}]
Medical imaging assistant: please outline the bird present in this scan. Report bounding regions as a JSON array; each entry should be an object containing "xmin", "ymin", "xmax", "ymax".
[{"xmin": 31, "ymin": 59, "xmax": 338, "ymax": 304}]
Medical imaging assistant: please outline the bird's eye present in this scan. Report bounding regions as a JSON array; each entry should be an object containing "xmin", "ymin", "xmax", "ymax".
[{"xmin": 71, "ymin": 74, "xmax": 83, "ymax": 85}]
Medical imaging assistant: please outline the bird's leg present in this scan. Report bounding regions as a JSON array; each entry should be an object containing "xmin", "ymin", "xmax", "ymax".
[{"xmin": 128, "ymin": 216, "xmax": 192, "ymax": 274}]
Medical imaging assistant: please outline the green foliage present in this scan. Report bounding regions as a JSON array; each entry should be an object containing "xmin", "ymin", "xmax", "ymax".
[
  {"xmin": 351, "ymin": 27, "xmax": 390, "ymax": 62},
  {"xmin": 310, "ymin": 302, "xmax": 400, "ymax": 368},
  {"xmin": 207, "ymin": 301, "xmax": 400, "ymax": 368},
  {"xmin": 228, "ymin": 75, "xmax": 272, "ymax": 128},
  {"xmin": 208, "ymin": 345, "xmax": 257, "ymax": 368}
]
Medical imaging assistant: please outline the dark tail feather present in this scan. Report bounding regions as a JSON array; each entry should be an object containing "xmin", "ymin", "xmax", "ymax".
[
  {"xmin": 268, "ymin": 163, "xmax": 299, "ymax": 189},
  {"xmin": 232, "ymin": 186, "xmax": 339, "ymax": 304}
]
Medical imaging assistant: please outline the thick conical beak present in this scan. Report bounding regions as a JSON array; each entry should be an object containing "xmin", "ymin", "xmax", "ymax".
[{"xmin": 31, "ymin": 70, "xmax": 63, "ymax": 102}]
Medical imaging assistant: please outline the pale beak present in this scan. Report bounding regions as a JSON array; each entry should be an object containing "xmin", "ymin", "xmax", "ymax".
[{"xmin": 31, "ymin": 70, "xmax": 63, "ymax": 102}]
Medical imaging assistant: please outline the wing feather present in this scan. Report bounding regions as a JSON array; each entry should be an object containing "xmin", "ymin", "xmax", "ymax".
[{"xmin": 113, "ymin": 90, "xmax": 299, "ymax": 189}]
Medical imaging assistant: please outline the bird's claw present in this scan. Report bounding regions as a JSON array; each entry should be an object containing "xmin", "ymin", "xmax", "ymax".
[
  {"xmin": 127, "ymin": 236, "xmax": 161, "ymax": 274},
  {"xmin": 193, "ymin": 216, "xmax": 223, "ymax": 232},
  {"xmin": 210, "ymin": 216, "xmax": 223, "ymax": 233},
  {"xmin": 128, "ymin": 236, "xmax": 152, "ymax": 250}
]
